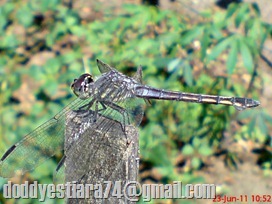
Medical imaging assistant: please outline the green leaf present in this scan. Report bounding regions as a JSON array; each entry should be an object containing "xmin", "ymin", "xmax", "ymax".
[
  {"xmin": 192, "ymin": 157, "xmax": 201, "ymax": 169},
  {"xmin": 225, "ymin": 3, "xmax": 239, "ymax": 19},
  {"xmin": 45, "ymin": 58, "xmax": 61, "ymax": 74},
  {"xmin": 70, "ymin": 25, "xmax": 85, "ymax": 37},
  {"xmin": 180, "ymin": 26, "xmax": 204, "ymax": 45},
  {"xmin": 207, "ymin": 36, "xmax": 233, "ymax": 61},
  {"xmin": 65, "ymin": 15, "xmax": 78, "ymax": 27},
  {"xmin": 247, "ymin": 114, "xmax": 257, "ymax": 134},
  {"xmin": 43, "ymin": 80, "xmax": 58, "ymax": 96},
  {"xmin": 235, "ymin": 4, "xmax": 249, "ymax": 28},
  {"xmin": 69, "ymin": 61, "xmax": 83, "ymax": 72},
  {"xmin": 41, "ymin": 0, "xmax": 59, "ymax": 11},
  {"xmin": 0, "ymin": 14, "xmax": 7, "ymax": 31},
  {"xmin": 226, "ymin": 40, "xmax": 238, "ymax": 74},
  {"xmin": 251, "ymin": 3, "xmax": 261, "ymax": 16},
  {"xmin": 167, "ymin": 58, "xmax": 181, "ymax": 72},
  {"xmin": 239, "ymin": 40, "xmax": 254, "ymax": 73},
  {"xmin": 16, "ymin": 6, "xmax": 33, "ymax": 27},
  {"xmin": 256, "ymin": 115, "xmax": 268, "ymax": 136},
  {"xmin": 237, "ymin": 108, "xmax": 256, "ymax": 119},
  {"xmin": 0, "ymin": 34, "xmax": 19, "ymax": 48},
  {"xmin": 199, "ymin": 10, "xmax": 212, "ymax": 18},
  {"xmin": 244, "ymin": 18, "xmax": 254, "ymax": 34},
  {"xmin": 45, "ymin": 34, "xmax": 54, "ymax": 47},
  {"xmin": 183, "ymin": 62, "xmax": 193, "ymax": 86},
  {"xmin": 263, "ymin": 112, "xmax": 272, "ymax": 124},
  {"xmin": 200, "ymin": 27, "xmax": 210, "ymax": 60},
  {"xmin": 199, "ymin": 145, "xmax": 213, "ymax": 156},
  {"xmin": 182, "ymin": 144, "xmax": 194, "ymax": 155},
  {"xmin": 29, "ymin": 65, "xmax": 44, "ymax": 80},
  {"xmin": 31, "ymin": 103, "xmax": 45, "ymax": 115},
  {"xmin": 192, "ymin": 137, "xmax": 201, "ymax": 147},
  {"xmin": 210, "ymin": 26, "xmax": 223, "ymax": 40},
  {"xmin": 2, "ymin": 2, "xmax": 14, "ymax": 15}
]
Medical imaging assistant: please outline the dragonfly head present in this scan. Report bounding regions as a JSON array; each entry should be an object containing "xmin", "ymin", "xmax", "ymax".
[{"xmin": 71, "ymin": 73, "xmax": 94, "ymax": 99}]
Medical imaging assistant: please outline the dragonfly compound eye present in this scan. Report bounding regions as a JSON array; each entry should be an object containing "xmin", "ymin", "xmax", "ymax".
[
  {"xmin": 71, "ymin": 73, "xmax": 93, "ymax": 99},
  {"xmin": 84, "ymin": 74, "xmax": 93, "ymax": 84}
]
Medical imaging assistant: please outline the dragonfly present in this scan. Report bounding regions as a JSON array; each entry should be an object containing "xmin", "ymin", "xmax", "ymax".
[{"xmin": 0, "ymin": 59, "xmax": 260, "ymax": 179}]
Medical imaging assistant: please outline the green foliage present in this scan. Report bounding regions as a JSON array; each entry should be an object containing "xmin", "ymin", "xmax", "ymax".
[
  {"xmin": 184, "ymin": 3, "xmax": 270, "ymax": 75},
  {"xmin": 0, "ymin": 1, "xmax": 270, "ymax": 203}
]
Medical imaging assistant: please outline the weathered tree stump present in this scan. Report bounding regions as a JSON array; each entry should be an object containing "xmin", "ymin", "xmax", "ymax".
[{"xmin": 63, "ymin": 110, "xmax": 139, "ymax": 204}]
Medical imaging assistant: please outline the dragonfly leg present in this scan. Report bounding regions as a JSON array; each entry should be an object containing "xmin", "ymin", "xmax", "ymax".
[
  {"xmin": 56, "ymin": 155, "xmax": 66, "ymax": 172},
  {"xmin": 93, "ymin": 101, "xmax": 109, "ymax": 122},
  {"xmin": 101, "ymin": 101, "xmax": 131, "ymax": 142},
  {"xmin": 78, "ymin": 98, "xmax": 95, "ymax": 110},
  {"xmin": 93, "ymin": 101, "xmax": 98, "ymax": 122},
  {"xmin": 98, "ymin": 101, "xmax": 107, "ymax": 112},
  {"xmin": 78, "ymin": 99, "xmax": 107, "ymax": 122},
  {"xmin": 102, "ymin": 101, "xmax": 131, "ymax": 126}
]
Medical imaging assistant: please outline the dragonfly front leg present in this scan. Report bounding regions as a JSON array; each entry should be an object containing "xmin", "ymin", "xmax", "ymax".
[
  {"xmin": 93, "ymin": 101, "xmax": 110, "ymax": 122},
  {"xmin": 78, "ymin": 99, "xmax": 107, "ymax": 122},
  {"xmin": 76, "ymin": 99, "xmax": 113, "ymax": 127},
  {"xmin": 101, "ymin": 101, "xmax": 131, "ymax": 132},
  {"xmin": 98, "ymin": 101, "xmax": 107, "ymax": 112},
  {"xmin": 78, "ymin": 98, "xmax": 95, "ymax": 110}
]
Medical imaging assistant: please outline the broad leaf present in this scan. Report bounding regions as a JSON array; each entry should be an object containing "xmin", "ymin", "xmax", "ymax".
[
  {"xmin": 240, "ymin": 40, "xmax": 254, "ymax": 73},
  {"xmin": 226, "ymin": 40, "xmax": 238, "ymax": 74},
  {"xmin": 207, "ymin": 36, "xmax": 233, "ymax": 61}
]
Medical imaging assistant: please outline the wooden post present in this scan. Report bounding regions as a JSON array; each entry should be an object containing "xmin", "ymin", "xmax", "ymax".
[{"xmin": 64, "ymin": 110, "xmax": 139, "ymax": 203}]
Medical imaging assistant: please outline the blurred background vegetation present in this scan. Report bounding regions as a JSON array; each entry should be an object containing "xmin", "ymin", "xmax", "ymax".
[{"xmin": 0, "ymin": 0, "xmax": 271, "ymax": 203}]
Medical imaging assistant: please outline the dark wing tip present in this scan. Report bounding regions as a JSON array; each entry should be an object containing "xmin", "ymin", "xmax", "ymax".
[
  {"xmin": 96, "ymin": 59, "xmax": 113, "ymax": 73},
  {"xmin": 96, "ymin": 58, "xmax": 105, "ymax": 67},
  {"xmin": 96, "ymin": 59, "xmax": 104, "ymax": 65},
  {"xmin": 1, "ymin": 145, "xmax": 17, "ymax": 161}
]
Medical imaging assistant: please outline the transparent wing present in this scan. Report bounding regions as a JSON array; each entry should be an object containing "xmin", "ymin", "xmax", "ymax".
[{"xmin": 0, "ymin": 96, "xmax": 94, "ymax": 178}]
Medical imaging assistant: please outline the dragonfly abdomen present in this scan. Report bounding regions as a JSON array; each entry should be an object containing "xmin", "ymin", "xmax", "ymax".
[{"xmin": 135, "ymin": 85, "xmax": 260, "ymax": 110}]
